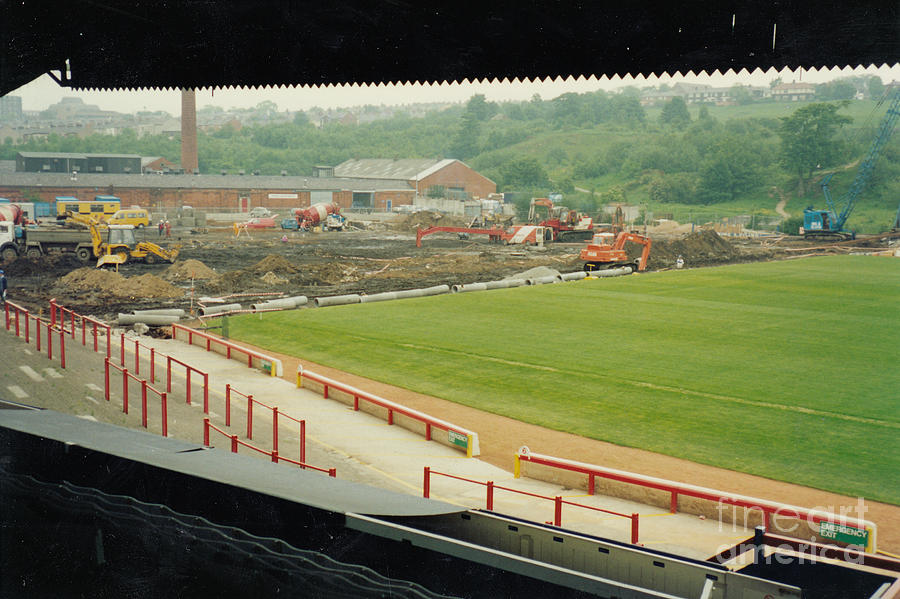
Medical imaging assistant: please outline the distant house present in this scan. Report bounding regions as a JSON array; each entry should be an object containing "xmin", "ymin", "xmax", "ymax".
[
  {"xmin": 771, "ymin": 82, "xmax": 816, "ymax": 102},
  {"xmin": 332, "ymin": 158, "xmax": 496, "ymax": 204}
]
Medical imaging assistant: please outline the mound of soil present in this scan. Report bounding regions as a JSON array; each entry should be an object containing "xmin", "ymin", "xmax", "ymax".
[
  {"xmin": 56, "ymin": 268, "xmax": 185, "ymax": 299},
  {"xmin": 3, "ymin": 253, "xmax": 86, "ymax": 277},
  {"xmin": 646, "ymin": 229, "xmax": 741, "ymax": 269},
  {"xmin": 260, "ymin": 271, "xmax": 289, "ymax": 286},
  {"xmin": 251, "ymin": 254, "xmax": 300, "ymax": 274},
  {"xmin": 393, "ymin": 211, "xmax": 468, "ymax": 230},
  {"xmin": 164, "ymin": 259, "xmax": 220, "ymax": 281}
]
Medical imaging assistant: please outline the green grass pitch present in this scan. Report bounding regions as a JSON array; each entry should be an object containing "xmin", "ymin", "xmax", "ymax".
[{"xmin": 228, "ymin": 256, "xmax": 900, "ymax": 504}]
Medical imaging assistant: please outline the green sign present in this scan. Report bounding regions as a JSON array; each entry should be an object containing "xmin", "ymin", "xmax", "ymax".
[
  {"xmin": 819, "ymin": 521, "xmax": 869, "ymax": 546},
  {"xmin": 448, "ymin": 430, "xmax": 468, "ymax": 448}
]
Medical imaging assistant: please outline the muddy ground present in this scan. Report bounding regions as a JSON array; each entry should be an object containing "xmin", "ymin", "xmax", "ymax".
[{"xmin": 3, "ymin": 213, "xmax": 895, "ymax": 320}]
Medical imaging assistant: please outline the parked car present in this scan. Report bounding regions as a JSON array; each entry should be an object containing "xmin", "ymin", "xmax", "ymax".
[
  {"xmin": 249, "ymin": 207, "xmax": 272, "ymax": 218},
  {"xmin": 280, "ymin": 218, "xmax": 299, "ymax": 230}
]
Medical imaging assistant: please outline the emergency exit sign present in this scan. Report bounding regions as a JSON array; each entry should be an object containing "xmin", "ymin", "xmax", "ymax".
[{"xmin": 819, "ymin": 521, "xmax": 869, "ymax": 546}]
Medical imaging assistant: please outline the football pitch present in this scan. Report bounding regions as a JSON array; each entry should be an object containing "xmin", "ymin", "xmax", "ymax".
[{"xmin": 228, "ymin": 256, "xmax": 900, "ymax": 504}]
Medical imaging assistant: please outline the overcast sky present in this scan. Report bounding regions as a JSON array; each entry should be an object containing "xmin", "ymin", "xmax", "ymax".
[{"xmin": 7, "ymin": 64, "xmax": 899, "ymax": 115}]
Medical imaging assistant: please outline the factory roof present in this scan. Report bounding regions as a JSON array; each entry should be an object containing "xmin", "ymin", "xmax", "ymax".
[{"xmin": 334, "ymin": 158, "xmax": 458, "ymax": 180}]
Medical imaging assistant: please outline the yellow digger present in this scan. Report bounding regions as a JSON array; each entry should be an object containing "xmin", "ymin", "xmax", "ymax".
[{"xmin": 87, "ymin": 219, "xmax": 180, "ymax": 268}]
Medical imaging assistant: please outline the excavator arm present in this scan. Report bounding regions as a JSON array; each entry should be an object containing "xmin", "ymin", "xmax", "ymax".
[{"xmin": 613, "ymin": 232, "xmax": 652, "ymax": 271}]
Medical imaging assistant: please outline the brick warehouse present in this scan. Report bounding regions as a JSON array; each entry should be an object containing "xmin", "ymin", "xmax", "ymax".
[{"xmin": 0, "ymin": 158, "xmax": 495, "ymax": 214}]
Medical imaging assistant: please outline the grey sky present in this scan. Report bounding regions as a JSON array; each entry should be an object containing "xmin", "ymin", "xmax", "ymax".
[{"xmin": 7, "ymin": 64, "xmax": 899, "ymax": 115}]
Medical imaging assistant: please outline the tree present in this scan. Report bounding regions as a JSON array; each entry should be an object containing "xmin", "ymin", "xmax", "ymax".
[
  {"xmin": 815, "ymin": 80, "xmax": 857, "ymax": 101},
  {"xmin": 779, "ymin": 102, "xmax": 852, "ymax": 193},
  {"xmin": 447, "ymin": 110, "xmax": 480, "ymax": 159},
  {"xmin": 465, "ymin": 94, "xmax": 498, "ymax": 121},
  {"xmin": 499, "ymin": 157, "xmax": 548, "ymax": 188},
  {"xmin": 868, "ymin": 76, "xmax": 885, "ymax": 99},
  {"xmin": 293, "ymin": 111, "xmax": 311, "ymax": 126},
  {"xmin": 730, "ymin": 85, "xmax": 753, "ymax": 105},
  {"xmin": 660, "ymin": 96, "xmax": 691, "ymax": 128}
]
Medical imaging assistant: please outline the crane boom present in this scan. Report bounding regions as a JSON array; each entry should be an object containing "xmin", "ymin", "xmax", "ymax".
[{"xmin": 804, "ymin": 89, "xmax": 900, "ymax": 239}]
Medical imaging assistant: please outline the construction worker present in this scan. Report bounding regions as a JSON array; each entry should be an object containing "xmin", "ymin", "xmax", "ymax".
[
  {"xmin": 165, "ymin": 220, "xmax": 171, "ymax": 237},
  {"xmin": 675, "ymin": 255, "xmax": 685, "ymax": 269},
  {"xmin": 0, "ymin": 269, "xmax": 7, "ymax": 304},
  {"xmin": 158, "ymin": 219, "xmax": 164, "ymax": 237}
]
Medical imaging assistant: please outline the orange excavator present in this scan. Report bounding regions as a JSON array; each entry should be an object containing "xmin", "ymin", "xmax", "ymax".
[{"xmin": 580, "ymin": 231, "xmax": 652, "ymax": 272}]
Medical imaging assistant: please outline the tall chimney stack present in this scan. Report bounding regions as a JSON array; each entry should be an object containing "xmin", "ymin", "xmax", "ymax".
[{"xmin": 181, "ymin": 89, "xmax": 199, "ymax": 174}]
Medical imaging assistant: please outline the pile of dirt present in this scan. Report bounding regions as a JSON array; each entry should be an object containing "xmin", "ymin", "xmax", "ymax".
[
  {"xmin": 393, "ymin": 211, "xmax": 468, "ymax": 231},
  {"xmin": 250, "ymin": 254, "xmax": 300, "ymax": 274},
  {"xmin": 647, "ymin": 229, "xmax": 741, "ymax": 269},
  {"xmin": 260, "ymin": 271, "xmax": 289, "ymax": 286},
  {"xmin": 648, "ymin": 220, "xmax": 694, "ymax": 237},
  {"xmin": 2, "ymin": 253, "xmax": 87, "ymax": 276},
  {"xmin": 164, "ymin": 259, "xmax": 220, "ymax": 281},
  {"xmin": 56, "ymin": 268, "xmax": 185, "ymax": 299}
]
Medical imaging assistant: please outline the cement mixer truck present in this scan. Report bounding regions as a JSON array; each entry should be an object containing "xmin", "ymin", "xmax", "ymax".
[
  {"xmin": 292, "ymin": 203, "xmax": 345, "ymax": 231},
  {"xmin": 0, "ymin": 204, "xmax": 27, "ymax": 226}
]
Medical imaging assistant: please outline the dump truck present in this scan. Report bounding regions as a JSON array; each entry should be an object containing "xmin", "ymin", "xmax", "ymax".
[{"xmin": 0, "ymin": 221, "xmax": 95, "ymax": 262}]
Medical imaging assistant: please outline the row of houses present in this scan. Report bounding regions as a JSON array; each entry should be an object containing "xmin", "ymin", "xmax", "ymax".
[
  {"xmin": 639, "ymin": 81, "xmax": 818, "ymax": 106},
  {"xmin": 0, "ymin": 156, "xmax": 497, "ymax": 214}
]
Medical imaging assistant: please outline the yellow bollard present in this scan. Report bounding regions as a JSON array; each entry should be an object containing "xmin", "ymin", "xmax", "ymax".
[
  {"xmin": 514, "ymin": 454, "xmax": 521, "ymax": 478},
  {"xmin": 466, "ymin": 434, "xmax": 473, "ymax": 458}
]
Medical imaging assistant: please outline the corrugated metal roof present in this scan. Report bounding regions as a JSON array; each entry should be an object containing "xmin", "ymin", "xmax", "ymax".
[
  {"xmin": 333, "ymin": 158, "xmax": 448, "ymax": 180},
  {"xmin": 0, "ymin": 171, "xmax": 414, "ymax": 192}
]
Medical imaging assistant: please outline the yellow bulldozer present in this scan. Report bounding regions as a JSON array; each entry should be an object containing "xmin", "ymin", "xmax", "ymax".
[{"xmin": 85, "ymin": 218, "xmax": 180, "ymax": 268}]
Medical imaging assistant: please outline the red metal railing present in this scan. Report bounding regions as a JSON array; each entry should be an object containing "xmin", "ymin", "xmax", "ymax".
[
  {"xmin": 50, "ymin": 300, "xmax": 111, "ymax": 357},
  {"xmin": 515, "ymin": 449, "xmax": 876, "ymax": 551},
  {"xmin": 203, "ymin": 418, "xmax": 333, "ymax": 476},
  {"xmin": 105, "ymin": 356, "xmax": 168, "ymax": 437},
  {"xmin": 5, "ymin": 302, "xmax": 68, "ymax": 368},
  {"xmin": 423, "ymin": 467, "xmax": 640, "ymax": 544},
  {"xmin": 297, "ymin": 366, "xmax": 478, "ymax": 457},
  {"xmin": 165, "ymin": 354, "xmax": 209, "ymax": 411},
  {"xmin": 172, "ymin": 323, "xmax": 279, "ymax": 376},
  {"xmin": 225, "ymin": 383, "xmax": 306, "ymax": 464}
]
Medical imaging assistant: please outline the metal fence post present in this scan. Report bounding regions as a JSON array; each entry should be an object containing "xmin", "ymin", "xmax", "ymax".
[
  {"xmin": 423, "ymin": 467, "xmax": 431, "ymax": 498},
  {"xmin": 554, "ymin": 496, "xmax": 563, "ymax": 527},
  {"xmin": 631, "ymin": 514, "xmax": 640, "ymax": 545},
  {"xmin": 104, "ymin": 357, "xmax": 110, "ymax": 402},
  {"xmin": 247, "ymin": 395, "xmax": 253, "ymax": 439},
  {"xmin": 122, "ymin": 368, "xmax": 129, "ymax": 414},
  {"xmin": 141, "ymin": 380, "xmax": 148, "ymax": 428},
  {"xmin": 487, "ymin": 481, "xmax": 494, "ymax": 511},
  {"xmin": 161, "ymin": 392, "xmax": 168, "ymax": 437},
  {"xmin": 225, "ymin": 384, "xmax": 231, "ymax": 426},
  {"xmin": 272, "ymin": 407, "xmax": 279, "ymax": 455}
]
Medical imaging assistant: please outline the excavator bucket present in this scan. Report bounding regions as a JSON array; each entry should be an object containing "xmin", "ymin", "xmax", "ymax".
[{"xmin": 96, "ymin": 253, "xmax": 127, "ymax": 268}]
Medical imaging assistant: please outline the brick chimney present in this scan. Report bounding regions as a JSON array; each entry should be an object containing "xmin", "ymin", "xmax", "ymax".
[{"xmin": 180, "ymin": 89, "xmax": 199, "ymax": 173}]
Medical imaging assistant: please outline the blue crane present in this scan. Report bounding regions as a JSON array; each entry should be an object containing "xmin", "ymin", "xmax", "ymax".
[{"xmin": 803, "ymin": 88, "xmax": 900, "ymax": 239}]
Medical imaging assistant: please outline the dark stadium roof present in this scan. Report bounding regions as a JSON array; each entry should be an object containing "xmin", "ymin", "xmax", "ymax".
[
  {"xmin": 3, "ymin": 2, "xmax": 898, "ymax": 95},
  {"xmin": 0, "ymin": 407, "xmax": 463, "ymax": 518}
]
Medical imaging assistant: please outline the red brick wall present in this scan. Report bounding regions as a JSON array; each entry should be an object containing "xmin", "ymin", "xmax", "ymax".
[
  {"xmin": 414, "ymin": 161, "xmax": 496, "ymax": 200},
  {"xmin": 374, "ymin": 190, "xmax": 414, "ymax": 210}
]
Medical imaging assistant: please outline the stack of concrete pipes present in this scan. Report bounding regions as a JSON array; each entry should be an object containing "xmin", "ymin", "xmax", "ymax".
[{"xmin": 249, "ymin": 296, "xmax": 308, "ymax": 311}]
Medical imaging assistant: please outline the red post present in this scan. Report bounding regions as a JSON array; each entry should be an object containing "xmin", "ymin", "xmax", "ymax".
[
  {"xmin": 120, "ymin": 332, "xmax": 125, "ymax": 366},
  {"xmin": 423, "ymin": 467, "xmax": 431, "ymax": 498},
  {"xmin": 670, "ymin": 491, "xmax": 678, "ymax": 513},
  {"xmin": 272, "ymin": 407, "xmax": 279, "ymax": 454},
  {"xmin": 203, "ymin": 373, "xmax": 208, "ymax": 414},
  {"xmin": 203, "ymin": 418, "xmax": 210, "ymax": 446},
  {"xmin": 36, "ymin": 318, "xmax": 41, "ymax": 351},
  {"xmin": 323, "ymin": 384, "xmax": 329, "ymax": 399},
  {"xmin": 387, "ymin": 409, "xmax": 394, "ymax": 425},
  {"xmin": 186, "ymin": 368, "xmax": 192, "ymax": 405},
  {"xmin": 225, "ymin": 384, "xmax": 231, "ymax": 426},
  {"xmin": 141, "ymin": 381, "xmax": 148, "ymax": 428},
  {"xmin": 247, "ymin": 395, "xmax": 254, "ymax": 439},
  {"xmin": 230, "ymin": 435, "xmax": 238, "ymax": 453},
  {"xmin": 134, "ymin": 339, "xmax": 140, "ymax": 375},
  {"xmin": 150, "ymin": 347, "xmax": 156, "ymax": 382},
  {"xmin": 300, "ymin": 420, "xmax": 306, "ymax": 465},
  {"xmin": 59, "ymin": 329, "xmax": 66, "ymax": 369},
  {"xmin": 554, "ymin": 496, "xmax": 563, "ymax": 527},
  {"xmin": 328, "ymin": 469, "xmax": 336, "ymax": 478},
  {"xmin": 487, "ymin": 481, "xmax": 494, "ymax": 511},
  {"xmin": 166, "ymin": 356, "xmax": 172, "ymax": 392},
  {"xmin": 104, "ymin": 357, "xmax": 110, "ymax": 401},
  {"xmin": 122, "ymin": 368, "xmax": 129, "ymax": 414},
  {"xmin": 589, "ymin": 473, "xmax": 595, "ymax": 496},
  {"xmin": 425, "ymin": 422, "xmax": 431, "ymax": 441},
  {"xmin": 47, "ymin": 321, "xmax": 52, "ymax": 360},
  {"xmin": 161, "ymin": 392, "xmax": 168, "ymax": 437},
  {"xmin": 353, "ymin": 395, "xmax": 359, "ymax": 411},
  {"xmin": 271, "ymin": 450, "xmax": 279, "ymax": 463},
  {"xmin": 631, "ymin": 513, "xmax": 640, "ymax": 544}
]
